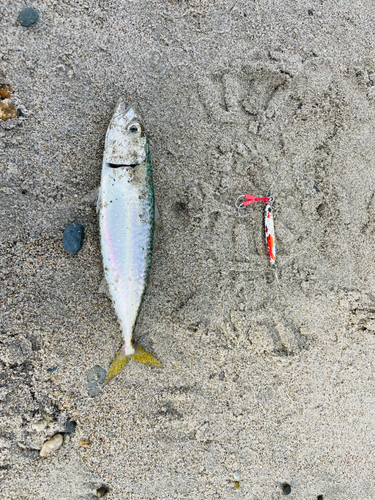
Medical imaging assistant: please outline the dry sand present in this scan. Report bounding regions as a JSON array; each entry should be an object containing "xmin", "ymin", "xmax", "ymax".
[{"xmin": 2, "ymin": 1, "xmax": 375, "ymax": 498}]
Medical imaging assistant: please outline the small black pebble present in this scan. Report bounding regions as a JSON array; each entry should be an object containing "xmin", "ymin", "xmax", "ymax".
[
  {"xmin": 244, "ymin": 13, "xmax": 247, "ymax": 17},
  {"xmin": 308, "ymin": 9, "xmax": 314, "ymax": 15},
  {"xmin": 63, "ymin": 222, "xmax": 84, "ymax": 255},
  {"xmin": 17, "ymin": 108, "xmax": 24, "ymax": 117},
  {"xmin": 18, "ymin": 7, "xmax": 39, "ymax": 27},
  {"xmin": 282, "ymin": 483, "xmax": 291, "ymax": 495},
  {"xmin": 96, "ymin": 485, "xmax": 109, "ymax": 498},
  {"xmin": 64, "ymin": 420, "xmax": 77, "ymax": 434},
  {"xmin": 317, "ymin": 496, "xmax": 323, "ymax": 500},
  {"xmin": 47, "ymin": 366, "xmax": 58, "ymax": 373}
]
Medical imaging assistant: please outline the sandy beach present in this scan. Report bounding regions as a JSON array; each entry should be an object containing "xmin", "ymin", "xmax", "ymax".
[{"xmin": 2, "ymin": 1, "xmax": 375, "ymax": 498}]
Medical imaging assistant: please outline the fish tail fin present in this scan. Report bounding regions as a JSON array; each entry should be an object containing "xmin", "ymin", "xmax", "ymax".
[
  {"xmin": 104, "ymin": 345, "xmax": 130, "ymax": 384},
  {"xmin": 132, "ymin": 344, "xmax": 162, "ymax": 368},
  {"xmin": 104, "ymin": 343, "xmax": 162, "ymax": 385}
]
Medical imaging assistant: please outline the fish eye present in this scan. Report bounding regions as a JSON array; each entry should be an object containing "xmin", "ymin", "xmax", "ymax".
[{"xmin": 128, "ymin": 122, "xmax": 142, "ymax": 134}]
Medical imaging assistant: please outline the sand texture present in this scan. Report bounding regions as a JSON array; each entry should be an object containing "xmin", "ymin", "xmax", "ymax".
[{"xmin": 2, "ymin": 1, "xmax": 375, "ymax": 498}]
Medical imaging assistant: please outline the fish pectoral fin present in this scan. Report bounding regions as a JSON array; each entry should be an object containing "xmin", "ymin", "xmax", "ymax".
[
  {"xmin": 98, "ymin": 277, "xmax": 111, "ymax": 300},
  {"xmin": 132, "ymin": 344, "xmax": 162, "ymax": 368},
  {"xmin": 104, "ymin": 344, "xmax": 162, "ymax": 385},
  {"xmin": 96, "ymin": 186, "xmax": 102, "ymax": 214}
]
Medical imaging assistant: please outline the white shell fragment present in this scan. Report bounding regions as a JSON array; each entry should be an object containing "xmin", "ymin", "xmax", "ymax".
[
  {"xmin": 234, "ymin": 470, "xmax": 241, "ymax": 480},
  {"xmin": 39, "ymin": 434, "xmax": 63, "ymax": 457},
  {"xmin": 32, "ymin": 419, "xmax": 47, "ymax": 432}
]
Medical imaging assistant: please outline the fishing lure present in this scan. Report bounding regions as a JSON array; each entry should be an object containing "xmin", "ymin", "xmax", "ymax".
[
  {"xmin": 98, "ymin": 99, "xmax": 162, "ymax": 384},
  {"xmin": 264, "ymin": 196, "xmax": 275, "ymax": 265},
  {"xmin": 235, "ymin": 193, "xmax": 276, "ymax": 265}
]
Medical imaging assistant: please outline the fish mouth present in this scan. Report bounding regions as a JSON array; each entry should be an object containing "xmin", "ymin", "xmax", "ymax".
[{"xmin": 106, "ymin": 162, "xmax": 139, "ymax": 169}]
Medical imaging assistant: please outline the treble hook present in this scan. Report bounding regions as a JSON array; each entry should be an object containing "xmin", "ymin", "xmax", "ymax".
[
  {"xmin": 235, "ymin": 195, "xmax": 249, "ymax": 217},
  {"xmin": 235, "ymin": 194, "xmax": 272, "ymax": 216}
]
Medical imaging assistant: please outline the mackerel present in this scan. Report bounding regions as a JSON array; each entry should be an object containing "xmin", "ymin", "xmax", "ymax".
[{"xmin": 98, "ymin": 99, "xmax": 161, "ymax": 384}]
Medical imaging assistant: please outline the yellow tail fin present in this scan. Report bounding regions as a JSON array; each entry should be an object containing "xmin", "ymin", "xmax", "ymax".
[{"xmin": 104, "ymin": 344, "xmax": 162, "ymax": 384}]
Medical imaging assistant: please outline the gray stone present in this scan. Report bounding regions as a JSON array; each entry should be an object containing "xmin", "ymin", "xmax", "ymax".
[
  {"xmin": 18, "ymin": 8, "xmax": 39, "ymax": 27},
  {"xmin": 63, "ymin": 222, "xmax": 84, "ymax": 255},
  {"xmin": 86, "ymin": 366, "xmax": 106, "ymax": 397},
  {"xmin": 0, "ymin": 337, "xmax": 33, "ymax": 365},
  {"xmin": 64, "ymin": 420, "xmax": 77, "ymax": 434}
]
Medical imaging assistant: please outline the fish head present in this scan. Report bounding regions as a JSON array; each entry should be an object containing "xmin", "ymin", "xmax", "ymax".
[{"xmin": 104, "ymin": 99, "xmax": 147, "ymax": 167}]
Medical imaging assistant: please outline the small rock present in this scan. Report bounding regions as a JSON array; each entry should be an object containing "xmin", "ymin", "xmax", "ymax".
[
  {"xmin": 18, "ymin": 8, "xmax": 39, "ymax": 27},
  {"xmin": 47, "ymin": 366, "xmax": 58, "ymax": 373},
  {"xmin": 87, "ymin": 365, "xmax": 106, "ymax": 396},
  {"xmin": 64, "ymin": 434, "xmax": 70, "ymax": 445},
  {"xmin": 63, "ymin": 222, "xmax": 84, "ymax": 255},
  {"xmin": 64, "ymin": 420, "xmax": 77, "ymax": 434},
  {"xmin": 0, "ymin": 84, "xmax": 12, "ymax": 99},
  {"xmin": 1, "ymin": 337, "xmax": 33, "ymax": 365},
  {"xmin": 96, "ymin": 486, "xmax": 109, "ymax": 498},
  {"xmin": 282, "ymin": 483, "xmax": 291, "ymax": 495},
  {"xmin": 40, "ymin": 434, "xmax": 63, "ymax": 457},
  {"xmin": 0, "ymin": 99, "xmax": 18, "ymax": 121}
]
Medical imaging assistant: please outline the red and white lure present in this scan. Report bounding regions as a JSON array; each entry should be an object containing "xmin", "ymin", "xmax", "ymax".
[{"xmin": 235, "ymin": 193, "xmax": 276, "ymax": 265}]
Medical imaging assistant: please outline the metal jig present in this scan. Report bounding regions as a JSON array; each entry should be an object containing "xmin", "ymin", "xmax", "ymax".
[{"xmin": 235, "ymin": 192, "xmax": 276, "ymax": 268}]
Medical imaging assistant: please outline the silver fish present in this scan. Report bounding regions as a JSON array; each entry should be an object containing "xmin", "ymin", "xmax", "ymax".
[{"xmin": 98, "ymin": 99, "xmax": 161, "ymax": 384}]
